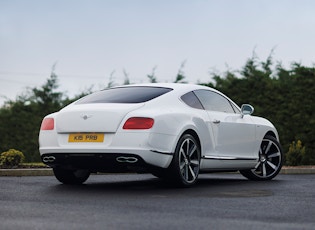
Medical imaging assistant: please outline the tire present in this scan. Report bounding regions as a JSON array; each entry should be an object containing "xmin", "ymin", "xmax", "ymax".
[
  {"xmin": 53, "ymin": 168, "xmax": 90, "ymax": 185},
  {"xmin": 240, "ymin": 135, "xmax": 283, "ymax": 181},
  {"xmin": 169, "ymin": 134, "xmax": 201, "ymax": 187}
]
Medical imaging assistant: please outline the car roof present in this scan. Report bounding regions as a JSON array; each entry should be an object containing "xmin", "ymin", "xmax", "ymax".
[
  {"xmin": 112, "ymin": 82, "xmax": 219, "ymax": 94},
  {"xmin": 111, "ymin": 83, "xmax": 241, "ymax": 110}
]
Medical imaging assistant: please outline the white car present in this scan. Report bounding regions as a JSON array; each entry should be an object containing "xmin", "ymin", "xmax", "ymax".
[{"xmin": 39, "ymin": 83, "xmax": 283, "ymax": 186}]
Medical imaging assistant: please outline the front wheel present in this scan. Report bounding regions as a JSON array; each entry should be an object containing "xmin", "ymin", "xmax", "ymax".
[
  {"xmin": 240, "ymin": 135, "xmax": 283, "ymax": 181},
  {"xmin": 169, "ymin": 134, "xmax": 201, "ymax": 187},
  {"xmin": 53, "ymin": 168, "xmax": 90, "ymax": 184}
]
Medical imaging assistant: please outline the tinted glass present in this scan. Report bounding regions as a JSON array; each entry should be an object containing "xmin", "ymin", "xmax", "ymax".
[
  {"xmin": 76, "ymin": 87, "xmax": 172, "ymax": 104},
  {"xmin": 194, "ymin": 90, "xmax": 235, "ymax": 113},
  {"xmin": 181, "ymin": 91, "xmax": 204, "ymax": 109},
  {"xmin": 231, "ymin": 102, "xmax": 241, "ymax": 114}
]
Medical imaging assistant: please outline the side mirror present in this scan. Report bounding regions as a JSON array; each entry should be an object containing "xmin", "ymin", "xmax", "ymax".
[{"xmin": 241, "ymin": 104, "xmax": 254, "ymax": 118}]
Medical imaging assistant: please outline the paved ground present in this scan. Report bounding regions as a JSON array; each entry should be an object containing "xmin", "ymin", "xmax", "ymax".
[
  {"xmin": 1, "ymin": 173, "xmax": 315, "ymax": 230},
  {"xmin": 1, "ymin": 165, "xmax": 315, "ymax": 176}
]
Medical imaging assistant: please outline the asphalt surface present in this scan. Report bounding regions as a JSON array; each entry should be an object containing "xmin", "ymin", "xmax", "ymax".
[
  {"xmin": 1, "ymin": 173, "xmax": 315, "ymax": 230},
  {"xmin": 1, "ymin": 165, "xmax": 315, "ymax": 176}
]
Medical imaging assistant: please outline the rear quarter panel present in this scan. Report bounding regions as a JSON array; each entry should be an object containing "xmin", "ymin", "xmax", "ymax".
[{"xmin": 124, "ymin": 101, "xmax": 214, "ymax": 156}]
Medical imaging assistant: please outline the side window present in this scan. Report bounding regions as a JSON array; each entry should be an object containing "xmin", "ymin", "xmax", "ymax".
[
  {"xmin": 181, "ymin": 91, "xmax": 204, "ymax": 109},
  {"xmin": 194, "ymin": 90, "xmax": 235, "ymax": 113}
]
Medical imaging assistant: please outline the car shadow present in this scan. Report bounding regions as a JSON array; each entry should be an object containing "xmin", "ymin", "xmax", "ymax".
[{"xmin": 45, "ymin": 173, "xmax": 280, "ymax": 198}]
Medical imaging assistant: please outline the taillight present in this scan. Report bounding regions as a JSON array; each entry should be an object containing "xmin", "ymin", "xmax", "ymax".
[
  {"xmin": 40, "ymin": 118, "xmax": 54, "ymax": 130},
  {"xmin": 123, "ymin": 117, "xmax": 154, "ymax": 129}
]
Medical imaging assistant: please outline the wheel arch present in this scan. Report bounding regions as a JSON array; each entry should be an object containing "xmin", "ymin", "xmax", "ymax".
[
  {"xmin": 180, "ymin": 129, "xmax": 202, "ymax": 153},
  {"xmin": 171, "ymin": 118, "xmax": 211, "ymax": 157},
  {"xmin": 264, "ymin": 130, "xmax": 279, "ymax": 142},
  {"xmin": 264, "ymin": 131, "xmax": 276, "ymax": 138}
]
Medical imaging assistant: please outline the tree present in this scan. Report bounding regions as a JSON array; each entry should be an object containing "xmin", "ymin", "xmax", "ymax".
[
  {"xmin": 106, "ymin": 71, "xmax": 116, "ymax": 88},
  {"xmin": 275, "ymin": 63, "xmax": 315, "ymax": 164},
  {"xmin": 123, "ymin": 69, "xmax": 130, "ymax": 85},
  {"xmin": 174, "ymin": 61, "xmax": 187, "ymax": 83},
  {"xmin": 0, "ymin": 68, "xmax": 66, "ymax": 162},
  {"xmin": 147, "ymin": 66, "xmax": 158, "ymax": 83},
  {"xmin": 204, "ymin": 55, "xmax": 315, "ymax": 165}
]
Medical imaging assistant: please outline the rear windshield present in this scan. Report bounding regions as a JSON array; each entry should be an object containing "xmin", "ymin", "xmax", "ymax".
[{"xmin": 76, "ymin": 86, "xmax": 173, "ymax": 104}]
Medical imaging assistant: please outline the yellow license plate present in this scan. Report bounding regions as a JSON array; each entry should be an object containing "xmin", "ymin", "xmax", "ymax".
[{"xmin": 68, "ymin": 133, "xmax": 104, "ymax": 143}]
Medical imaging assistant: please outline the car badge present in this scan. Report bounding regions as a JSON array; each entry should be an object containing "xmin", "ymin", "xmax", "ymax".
[{"xmin": 81, "ymin": 114, "xmax": 92, "ymax": 120}]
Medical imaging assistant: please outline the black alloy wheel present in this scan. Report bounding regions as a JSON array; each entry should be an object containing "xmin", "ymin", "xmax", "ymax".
[
  {"xmin": 240, "ymin": 135, "xmax": 283, "ymax": 181},
  {"xmin": 170, "ymin": 133, "xmax": 201, "ymax": 187}
]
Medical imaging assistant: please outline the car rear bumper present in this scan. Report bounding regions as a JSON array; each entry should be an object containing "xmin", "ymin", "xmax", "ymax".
[{"xmin": 40, "ymin": 148, "xmax": 173, "ymax": 172}]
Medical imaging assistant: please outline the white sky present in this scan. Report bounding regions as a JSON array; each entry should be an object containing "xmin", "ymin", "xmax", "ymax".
[{"xmin": 1, "ymin": 0, "xmax": 315, "ymax": 105}]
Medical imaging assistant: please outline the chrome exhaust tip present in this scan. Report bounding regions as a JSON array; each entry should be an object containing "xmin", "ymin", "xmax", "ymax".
[
  {"xmin": 116, "ymin": 156, "xmax": 138, "ymax": 163},
  {"xmin": 43, "ymin": 156, "xmax": 56, "ymax": 163}
]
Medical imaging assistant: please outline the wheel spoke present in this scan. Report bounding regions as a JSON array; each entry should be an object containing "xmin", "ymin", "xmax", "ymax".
[
  {"xmin": 180, "ymin": 149, "xmax": 186, "ymax": 159},
  {"xmin": 188, "ymin": 144, "xmax": 197, "ymax": 157},
  {"xmin": 180, "ymin": 161, "xmax": 185, "ymax": 170},
  {"xmin": 268, "ymin": 152, "xmax": 280, "ymax": 158},
  {"xmin": 265, "ymin": 140, "xmax": 272, "ymax": 154},
  {"xmin": 189, "ymin": 165, "xmax": 196, "ymax": 180},
  {"xmin": 190, "ymin": 159, "xmax": 199, "ymax": 166},
  {"xmin": 254, "ymin": 161, "xmax": 261, "ymax": 169},
  {"xmin": 267, "ymin": 160, "xmax": 277, "ymax": 170},
  {"xmin": 180, "ymin": 164, "xmax": 185, "ymax": 175},
  {"xmin": 185, "ymin": 165, "xmax": 189, "ymax": 180},
  {"xmin": 186, "ymin": 140, "xmax": 190, "ymax": 157},
  {"xmin": 262, "ymin": 163, "xmax": 267, "ymax": 177}
]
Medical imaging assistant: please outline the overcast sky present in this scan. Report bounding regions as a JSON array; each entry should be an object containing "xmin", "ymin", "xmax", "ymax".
[{"xmin": 1, "ymin": 0, "xmax": 315, "ymax": 105}]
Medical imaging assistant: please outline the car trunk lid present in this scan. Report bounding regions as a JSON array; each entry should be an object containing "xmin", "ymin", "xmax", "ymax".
[{"xmin": 55, "ymin": 103, "xmax": 144, "ymax": 133}]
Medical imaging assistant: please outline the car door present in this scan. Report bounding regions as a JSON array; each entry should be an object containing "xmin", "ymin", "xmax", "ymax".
[{"xmin": 194, "ymin": 89, "xmax": 257, "ymax": 160}]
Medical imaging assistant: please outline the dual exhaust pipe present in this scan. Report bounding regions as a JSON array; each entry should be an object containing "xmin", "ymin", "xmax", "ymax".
[
  {"xmin": 116, "ymin": 156, "xmax": 138, "ymax": 163},
  {"xmin": 42, "ymin": 156, "xmax": 56, "ymax": 163}
]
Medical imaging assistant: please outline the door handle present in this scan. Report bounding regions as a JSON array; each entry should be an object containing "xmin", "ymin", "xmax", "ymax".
[{"xmin": 213, "ymin": 120, "xmax": 221, "ymax": 124}]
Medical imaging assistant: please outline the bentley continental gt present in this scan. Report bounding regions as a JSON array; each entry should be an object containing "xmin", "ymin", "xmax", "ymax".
[{"xmin": 39, "ymin": 83, "xmax": 283, "ymax": 187}]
